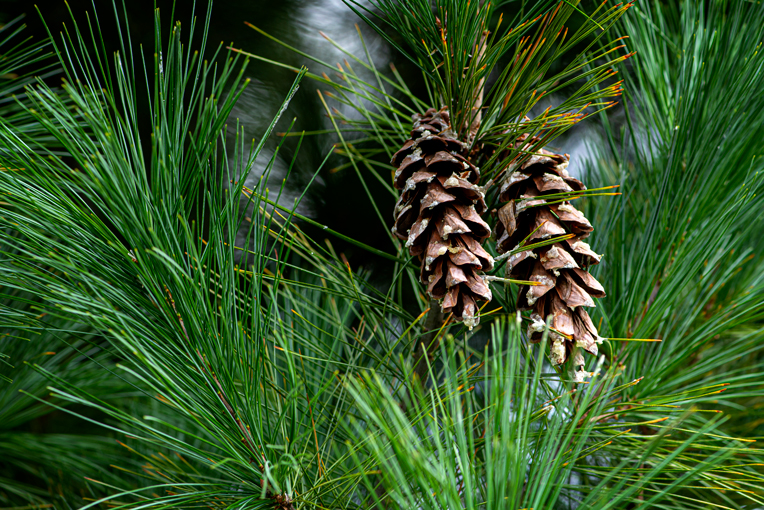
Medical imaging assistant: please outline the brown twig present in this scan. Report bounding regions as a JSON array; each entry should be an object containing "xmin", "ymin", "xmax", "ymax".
[
  {"xmin": 411, "ymin": 300, "xmax": 447, "ymax": 387},
  {"xmin": 198, "ymin": 354, "xmax": 295, "ymax": 509},
  {"xmin": 197, "ymin": 350, "xmax": 260, "ymax": 462}
]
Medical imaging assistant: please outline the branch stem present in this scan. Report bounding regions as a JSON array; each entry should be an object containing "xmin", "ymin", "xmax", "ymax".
[{"xmin": 411, "ymin": 299, "xmax": 446, "ymax": 386}]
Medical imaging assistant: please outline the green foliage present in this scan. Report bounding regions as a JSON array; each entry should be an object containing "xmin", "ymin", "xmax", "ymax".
[
  {"xmin": 347, "ymin": 319, "xmax": 756, "ymax": 509},
  {"xmin": 0, "ymin": 15, "xmax": 130, "ymax": 506},
  {"xmin": 0, "ymin": 309, "xmax": 134, "ymax": 506},
  {"xmin": 0, "ymin": 0, "xmax": 763, "ymax": 509},
  {"xmin": 586, "ymin": 0, "xmax": 764, "ymax": 424}
]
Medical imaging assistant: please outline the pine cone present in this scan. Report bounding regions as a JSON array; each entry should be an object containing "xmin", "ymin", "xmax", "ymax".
[
  {"xmin": 495, "ymin": 134, "xmax": 605, "ymax": 370},
  {"xmin": 391, "ymin": 107, "xmax": 493, "ymax": 328}
]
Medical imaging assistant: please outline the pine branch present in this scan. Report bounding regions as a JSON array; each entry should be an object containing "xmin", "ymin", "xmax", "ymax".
[{"xmin": 411, "ymin": 27, "xmax": 490, "ymax": 391}]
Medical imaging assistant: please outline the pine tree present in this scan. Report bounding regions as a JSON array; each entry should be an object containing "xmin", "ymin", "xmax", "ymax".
[{"xmin": 2, "ymin": 1, "xmax": 764, "ymax": 509}]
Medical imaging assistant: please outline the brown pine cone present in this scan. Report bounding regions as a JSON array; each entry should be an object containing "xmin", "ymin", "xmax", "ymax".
[
  {"xmin": 495, "ymin": 135, "xmax": 605, "ymax": 374},
  {"xmin": 391, "ymin": 107, "xmax": 493, "ymax": 328}
]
